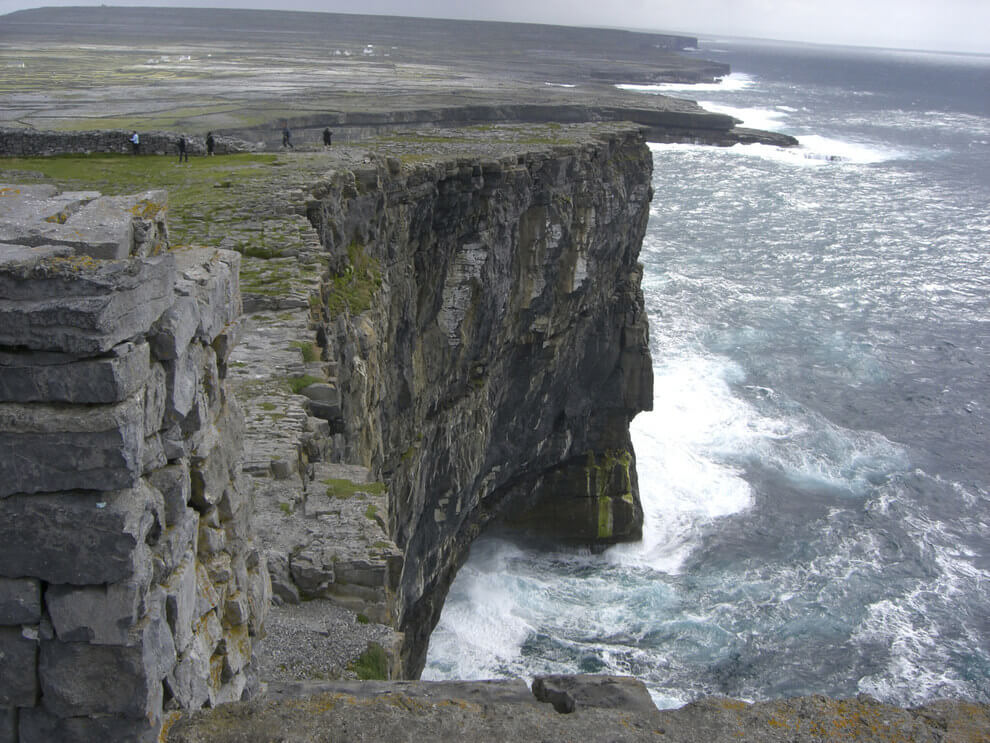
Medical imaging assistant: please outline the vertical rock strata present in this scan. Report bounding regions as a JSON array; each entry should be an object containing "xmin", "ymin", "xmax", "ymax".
[
  {"xmin": 0, "ymin": 190, "xmax": 269, "ymax": 742},
  {"xmin": 308, "ymin": 126, "xmax": 654, "ymax": 675}
]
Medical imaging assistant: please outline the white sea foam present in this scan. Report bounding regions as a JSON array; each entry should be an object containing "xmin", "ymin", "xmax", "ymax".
[
  {"xmin": 616, "ymin": 73, "xmax": 754, "ymax": 94},
  {"xmin": 544, "ymin": 82, "xmax": 576, "ymax": 88},
  {"xmin": 697, "ymin": 101, "xmax": 789, "ymax": 131}
]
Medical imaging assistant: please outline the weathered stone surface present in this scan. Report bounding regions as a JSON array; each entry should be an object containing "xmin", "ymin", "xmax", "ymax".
[
  {"xmin": 148, "ymin": 459, "xmax": 192, "ymax": 527},
  {"xmin": 164, "ymin": 555, "xmax": 198, "ymax": 655},
  {"xmin": 45, "ymin": 561, "xmax": 152, "ymax": 645},
  {"xmin": 0, "ymin": 253, "xmax": 175, "ymax": 355},
  {"xmin": 0, "ymin": 189, "xmax": 167, "ymax": 260},
  {"xmin": 0, "ymin": 486, "xmax": 155, "ymax": 584},
  {"xmin": 289, "ymin": 544, "xmax": 336, "ymax": 598},
  {"xmin": 0, "ymin": 577, "xmax": 40, "ymax": 624},
  {"xmin": 0, "ymin": 627, "xmax": 38, "ymax": 707},
  {"xmin": 532, "ymin": 674, "xmax": 657, "ymax": 716},
  {"xmin": 0, "ymin": 392, "xmax": 145, "ymax": 496},
  {"xmin": 0, "ymin": 707, "xmax": 15, "ymax": 743},
  {"xmin": 39, "ymin": 601, "xmax": 174, "ymax": 719},
  {"xmin": 150, "ymin": 295, "xmax": 199, "ymax": 361},
  {"xmin": 0, "ymin": 341, "xmax": 151, "ymax": 404},
  {"xmin": 172, "ymin": 248, "xmax": 242, "ymax": 343},
  {"xmin": 18, "ymin": 707, "xmax": 160, "ymax": 743}
]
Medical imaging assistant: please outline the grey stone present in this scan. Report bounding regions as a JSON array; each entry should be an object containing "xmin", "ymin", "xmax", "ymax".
[
  {"xmin": 39, "ymin": 598, "xmax": 174, "ymax": 719},
  {"xmin": 0, "ymin": 627, "xmax": 38, "ymax": 706},
  {"xmin": 164, "ymin": 556, "xmax": 198, "ymax": 655},
  {"xmin": 0, "ymin": 393, "xmax": 145, "ymax": 496},
  {"xmin": 304, "ymin": 399, "xmax": 341, "ymax": 421},
  {"xmin": 165, "ymin": 343, "xmax": 205, "ymax": 423},
  {"xmin": 0, "ymin": 485, "xmax": 155, "ymax": 584},
  {"xmin": 0, "ymin": 341, "xmax": 151, "ymax": 404},
  {"xmin": 45, "ymin": 557, "xmax": 152, "ymax": 644},
  {"xmin": 299, "ymin": 382, "xmax": 338, "ymax": 404},
  {"xmin": 150, "ymin": 295, "xmax": 200, "ymax": 361},
  {"xmin": 155, "ymin": 506, "xmax": 198, "ymax": 578},
  {"xmin": 266, "ymin": 552, "xmax": 300, "ymax": 606},
  {"xmin": 144, "ymin": 361, "xmax": 168, "ymax": 436},
  {"xmin": 166, "ymin": 641, "xmax": 211, "ymax": 711},
  {"xmin": 147, "ymin": 459, "xmax": 192, "ymax": 527},
  {"xmin": 0, "ymin": 707, "xmax": 15, "ymax": 743},
  {"xmin": 531, "ymin": 674, "xmax": 657, "ymax": 716},
  {"xmin": 172, "ymin": 249, "xmax": 242, "ymax": 344},
  {"xmin": 18, "ymin": 707, "xmax": 160, "ymax": 743},
  {"xmin": 0, "ymin": 577, "xmax": 40, "ymax": 624},
  {"xmin": 142, "ymin": 433, "xmax": 168, "ymax": 474},
  {"xmin": 0, "ymin": 253, "xmax": 175, "ymax": 355},
  {"xmin": 289, "ymin": 544, "xmax": 336, "ymax": 598}
]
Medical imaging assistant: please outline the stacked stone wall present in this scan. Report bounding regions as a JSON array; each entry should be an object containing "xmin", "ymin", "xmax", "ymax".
[
  {"xmin": 0, "ymin": 128, "xmax": 256, "ymax": 158},
  {"xmin": 0, "ymin": 187, "xmax": 270, "ymax": 742}
]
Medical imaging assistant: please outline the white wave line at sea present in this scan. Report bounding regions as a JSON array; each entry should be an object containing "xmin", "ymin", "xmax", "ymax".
[{"xmin": 616, "ymin": 73, "xmax": 754, "ymax": 94}]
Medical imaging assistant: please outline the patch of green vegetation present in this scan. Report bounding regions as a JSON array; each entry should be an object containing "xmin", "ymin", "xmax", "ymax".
[
  {"xmin": 323, "ymin": 478, "xmax": 387, "ymax": 499},
  {"xmin": 355, "ymin": 613, "xmax": 370, "ymax": 625},
  {"xmin": 286, "ymin": 374, "xmax": 324, "ymax": 395},
  {"xmin": 0, "ymin": 153, "xmax": 278, "ymax": 247},
  {"xmin": 364, "ymin": 503, "xmax": 379, "ymax": 521},
  {"xmin": 348, "ymin": 642, "xmax": 388, "ymax": 680},
  {"xmin": 290, "ymin": 340, "xmax": 319, "ymax": 363},
  {"xmin": 259, "ymin": 402, "xmax": 277, "ymax": 411},
  {"xmin": 325, "ymin": 239, "xmax": 382, "ymax": 317},
  {"xmin": 279, "ymin": 502, "xmax": 292, "ymax": 515}
]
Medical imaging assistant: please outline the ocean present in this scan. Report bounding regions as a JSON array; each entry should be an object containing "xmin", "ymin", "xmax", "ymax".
[{"xmin": 424, "ymin": 39, "xmax": 990, "ymax": 708}]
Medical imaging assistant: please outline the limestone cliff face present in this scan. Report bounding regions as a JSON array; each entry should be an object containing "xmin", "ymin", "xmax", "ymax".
[{"xmin": 305, "ymin": 126, "xmax": 654, "ymax": 675}]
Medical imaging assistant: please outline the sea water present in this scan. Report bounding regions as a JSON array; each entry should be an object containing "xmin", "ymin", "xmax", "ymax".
[{"xmin": 424, "ymin": 39, "xmax": 990, "ymax": 708}]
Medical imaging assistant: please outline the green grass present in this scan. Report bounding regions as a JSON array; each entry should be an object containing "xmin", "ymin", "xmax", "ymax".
[
  {"xmin": 286, "ymin": 374, "xmax": 324, "ymax": 395},
  {"xmin": 364, "ymin": 503, "xmax": 379, "ymax": 521},
  {"xmin": 348, "ymin": 642, "xmax": 388, "ymax": 680},
  {"xmin": 290, "ymin": 340, "xmax": 320, "ymax": 363},
  {"xmin": 0, "ymin": 152, "xmax": 278, "ymax": 246},
  {"xmin": 324, "ymin": 478, "xmax": 387, "ymax": 499},
  {"xmin": 325, "ymin": 239, "xmax": 382, "ymax": 317}
]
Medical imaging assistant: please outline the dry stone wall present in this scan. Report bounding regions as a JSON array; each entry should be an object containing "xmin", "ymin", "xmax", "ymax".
[
  {"xmin": 0, "ymin": 186, "xmax": 270, "ymax": 742},
  {"xmin": 0, "ymin": 129, "xmax": 256, "ymax": 158}
]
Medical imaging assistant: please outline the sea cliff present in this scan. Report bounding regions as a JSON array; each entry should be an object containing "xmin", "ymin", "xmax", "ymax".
[{"xmin": 305, "ymin": 126, "xmax": 654, "ymax": 675}]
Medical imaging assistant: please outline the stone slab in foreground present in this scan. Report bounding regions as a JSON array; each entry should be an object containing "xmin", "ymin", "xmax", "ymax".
[{"xmin": 165, "ymin": 677, "xmax": 990, "ymax": 743}]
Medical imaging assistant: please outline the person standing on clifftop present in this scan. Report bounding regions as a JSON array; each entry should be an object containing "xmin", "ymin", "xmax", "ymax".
[
  {"xmin": 130, "ymin": 130, "xmax": 140, "ymax": 155},
  {"xmin": 322, "ymin": 127, "xmax": 333, "ymax": 148},
  {"xmin": 282, "ymin": 124, "xmax": 293, "ymax": 149},
  {"xmin": 206, "ymin": 132, "xmax": 215, "ymax": 156},
  {"xmin": 177, "ymin": 135, "xmax": 188, "ymax": 163}
]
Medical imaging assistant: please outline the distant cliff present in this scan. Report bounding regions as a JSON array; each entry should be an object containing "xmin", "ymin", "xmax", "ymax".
[{"xmin": 300, "ymin": 124, "xmax": 654, "ymax": 675}]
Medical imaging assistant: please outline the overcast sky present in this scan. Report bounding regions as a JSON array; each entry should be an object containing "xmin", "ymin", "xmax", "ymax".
[{"xmin": 1, "ymin": 0, "xmax": 988, "ymax": 54}]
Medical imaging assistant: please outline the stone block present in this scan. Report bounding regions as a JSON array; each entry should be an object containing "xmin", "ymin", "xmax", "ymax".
[
  {"xmin": 0, "ymin": 253, "xmax": 175, "ymax": 355},
  {"xmin": 0, "ymin": 627, "xmax": 38, "ymax": 706},
  {"xmin": 0, "ymin": 707, "xmax": 15, "ymax": 743},
  {"xmin": 0, "ymin": 578, "xmax": 40, "ymax": 624},
  {"xmin": 172, "ymin": 248, "xmax": 242, "ymax": 344},
  {"xmin": 0, "ymin": 393, "xmax": 144, "ymax": 496},
  {"xmin": 246, "ymin": 561, "xmax": 272, "ymax": 637},
  {"xmin": 17, "ymin": 707, "xmax": 160, "ymax": 743},
  {"xmin": 266, "ymin": 552, "xmax": 299, "ymax": 606},
  {"xmin": 154, "ymin": 507, "xmax": 198, "ymax": 579},
  {"xmin": 290, "ymin": 543, "xmax": 336, "ymax": 598},
  {"xmin": 0, "ymin": 341, "xmax": 151, "ymax": 404},
  {"xmin": 0, "ymin": 485, "xmax": 156, "ymax": 585},
  {"xmin": 189, "ymin": 403, "xmax": 244, "ymax": 510},
  {"xmin": 144, "ymin": 362, "xmax": 167, "ymax": 436},
  {"xmin": 194, "ymin": 563, "xmax": 221, "ymax": 619},
  {"xmin": 219, "ymin": 624, "xmax": 251, "ymax": 679},
  {"xmin": 164, "ymin": 554, "xmax": 198, "ymax": 655},
  {"xmin": 150, "ymin": 295, "xmax": 199, "ymax": 361},
  {"xmin": 39, "ymin": 597, "xmax": 174, "ymax": 719},
  {"xmin": 45, "ymin": 556, "xmax": 152, "ymax": 644},
  {"xmin": 164, "ymin": 343, "xmax": 204, "ymax": 423},
  {"xmin": 165, "ymin": 642, "xmax": 211, "ymax": 711},
  {"xmin": 142, "ymin": 433, "xmax": 168, "ymax": 474},
  {"xmin": 223, "ymin": 591, "xmax": 250, "ymax": 627}
]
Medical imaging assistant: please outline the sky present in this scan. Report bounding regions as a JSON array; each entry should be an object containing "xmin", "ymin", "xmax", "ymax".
[{"xmin": 1, "ymin": 0, "xmax": 988, "ymax": 54}]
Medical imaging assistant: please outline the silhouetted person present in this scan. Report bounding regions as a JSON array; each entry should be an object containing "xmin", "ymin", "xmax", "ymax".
[
  {"xmin": 130, "ymin": 130, "xmax": 140, "ymax": 155},
  {"xmin": 177, "ymin": 135, "xmax": 188, "ymax": 163},
  {"xmin": 323, "ymin": 127, "xmax": 333, "ymax": 147},
  {"xmin": 206, "ymin": 132, "xmax": 215, "ymax": 156},
  {"xmin": 282, "ymin": 125, "xmax": 293, "ymax": 148}
]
